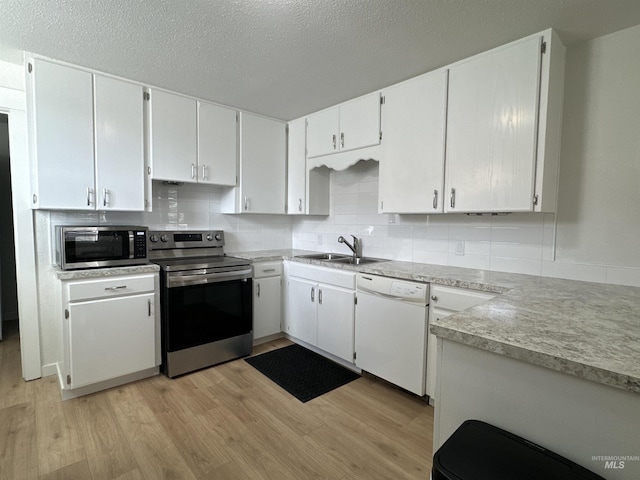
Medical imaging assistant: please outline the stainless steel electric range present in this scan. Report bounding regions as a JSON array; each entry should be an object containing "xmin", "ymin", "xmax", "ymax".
[{"xmin": 148, "ymin": 230, "xmax": 253, "ymax": 378}]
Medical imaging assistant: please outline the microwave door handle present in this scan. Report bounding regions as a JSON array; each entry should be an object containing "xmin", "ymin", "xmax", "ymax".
[{"xmin": 129, "ymin": 231, "xmax": 135, "ymax": 259}]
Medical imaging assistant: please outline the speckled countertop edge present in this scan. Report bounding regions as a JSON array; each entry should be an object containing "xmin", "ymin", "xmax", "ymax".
[
  {"xmin": 55, "ymin": 263, "xmax": 160, "ymax": 280},
  {"xmin": 228, "ymin": 249, "xmax": 640, "ymax": 394}
]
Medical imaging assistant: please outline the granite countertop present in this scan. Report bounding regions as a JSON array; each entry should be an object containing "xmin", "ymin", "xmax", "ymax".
[
  {"xmin": 229, "ymin": 249, "xmax": 640, "ymax": 394},
  {"xmin": 55, "ymin": 263, "xmax": 160, "ymax": 280}
]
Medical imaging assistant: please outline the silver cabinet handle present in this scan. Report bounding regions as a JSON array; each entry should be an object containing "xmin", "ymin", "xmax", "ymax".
[
  {"xmin": 191, "ymin": 163, "xmax": 196, "ymax": 179},
  {"xmin": 431, "ymin": 295, "xmax": 438, "ymax": 301},
  {"xmin": 256, "ymin": 282, "xmax": 261, "ymax": 297},
  {"xmin": 311, "ymin": 286, "xmax": 315, "ymax": 302},
  {"xmin": 202, "ymin": 164, "xmax": 208, "ymax": 181},
  {"xmin": 450, "ymin": 188, "xmax": 456, "ymax": 209},
  {"xmin": 298, "ymin": 198, "xmax": 302, "ymax": 212},
  {"xmin": 86, "ymin": 187, "xmax": 92, "ymax": 206},
  {"xmin": 105, "ymin": 285, "xmax": 127, "ymax": 291},
  {"xmin": 148, "ymin": 299, "xmax": 152, "ymax": 316},
  {"xmin": 103, "ymin": 188, "xmax": 109, "ymax": 207},
  {"xmin": 318, "ymin": 288, "xmax": 323, "ymax": 305},
  {"xmin": 433, "ymin": 190, "xmax": 438, "ymax": 209},
  {"xmin": 243, "ymin": 196, "xmax": 249, "ymax": 211},
  {"xmin": 261, "ymin": 268, "xmax": 276, "ymax": 273},
  {"xmin": 332, "ymin": 134, "xmax": 336, "ymax": 150},
  {"xmin": 340, "ymin": 132, "xmax": 344, "ymax": 148}
]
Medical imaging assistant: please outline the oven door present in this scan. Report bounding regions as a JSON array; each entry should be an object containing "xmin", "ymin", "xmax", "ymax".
[{"xmin": 164, "ymin": 275, "xmax": 253, "ymax": 354}]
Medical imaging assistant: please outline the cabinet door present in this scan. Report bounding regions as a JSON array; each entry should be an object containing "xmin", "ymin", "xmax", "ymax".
[
  {"xmin": 197, "ymin": 101, "xmax": 237, "ymax": 186},
  {"xmin": 426, "ymin": 306, "xmax": 451, "ymax": 399},
  {"xmin": 239, "ymin": 113, "xmax": 286, "ymax": 214},
  {"xmin": 68, "ymin": 293, "xmax": 156, "ymax": 389},
  {"xmin": 31, "ymin": 59, "xmax": 94, "ymax": 209},
  {"xmin": 317, "ymin": 285, "xmax": 355, "ymax": 363},
  {"xmin": 287, "ymin": 117, "xmax": 307, "ymax": 214},
  {"xmin": 445, "ymin": 37, "xmax": 542, "ymax": 213},
  {"xmin": 253, "ymin": 276, "xmax": 282, "ymax": 339},
  {"xmin": 307, "ymin": 107, "xmax": 339, "ymax": 158},
  {"xmin": 94, "ymin": 75, "xmax": 145, "ymax": 211},
  {"xmin": 149, "ymin": 89, "xmax": 197, "ymax": 183},
  {"xmin": 286, "ymin": 277, "xmax": 317, "ymax": 345},
  {"xmin": 379, "ymin": 71, "xmax": 447, "ymax": 213},
  {"xmin": 339, "ymin": 92, "xmax": 381, "ymax": 153}
]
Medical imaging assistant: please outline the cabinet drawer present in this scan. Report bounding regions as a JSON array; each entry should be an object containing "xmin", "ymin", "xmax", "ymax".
[
  {"xmin": 66, "ymin": 274, "xmax": 156, "ymax": 302},
  {"xmin": 287, "ymin": 262, "xmax": 355, "ymax": 289},
  {"xmin": 430, "ymin": 284, "xmax": 495, "ymax": 312},
  {"xmin": 253, "ymin": 261, "xmax": 283, "ymax": 279}
]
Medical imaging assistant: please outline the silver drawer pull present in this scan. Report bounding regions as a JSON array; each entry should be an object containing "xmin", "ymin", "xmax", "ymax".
[
  {"xmin": 431, "ymin": 295, "xmax": 438, "ymax": 301},
  {"xmin": 261, "ymin": 268, "xmax": 276, "ymax": 273},
  {"xmin": 105, "ymin": 285, "xmax": 127, "ymax": 291}
]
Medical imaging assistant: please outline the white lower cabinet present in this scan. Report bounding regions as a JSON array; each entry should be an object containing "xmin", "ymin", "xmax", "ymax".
[
  {"xmin": 427, "ymin": 285, "xmax": 496, "ymax": 400},
  {"xmin": 59, "ymin": 272, "xmax": 160, "ymax": 398},
  {"xmin": 284, "ymin": 262, "xmax": 356, "ymax": 363},
  {"xmin": 253, "ymin": 261, "xmax": 283, "ymax": 342}
]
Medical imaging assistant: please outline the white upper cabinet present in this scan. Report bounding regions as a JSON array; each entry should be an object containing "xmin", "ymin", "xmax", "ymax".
[
  {"xmin": 307, "ymin": 92, "xmax": 381, "ymax": 158},
  {"xmin": 29, "ymin": 59, "xmax": 95, "ymax": 210},
  {"xmin": 149, "ymin": 89, "xmax": 197, "ymax": 183},
  {"xmin": 221, "ymin": 112, "xmax": 286, "ymax": 214},
  {"xmin": 287, "ymin": 117, "xmax": 330, "ymax": 215},
  {"xmin": 287, "ymin": 117, "xmax": 307, "ymax": 214},
  {"xmin": 28, "ymin": 59, "xmax": 144, "ymax": 211},
  {"xmin": 94, "ymin": 75, "xmax": 145, "ymax": 211},
  {"xmin": 197, "ymin": 101, "xmax": 237, "ymax": 186},
  {"xmin": 445, "ymin": 31, "xmax": 564, "ymax": 213},
  {"xmin": 379, "ymin": 70, "xmax": 448, "ymax": 214}
]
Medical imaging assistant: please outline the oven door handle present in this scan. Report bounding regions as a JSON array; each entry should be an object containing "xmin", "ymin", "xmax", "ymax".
[{"xmin": 167, "ymin": 268, "xmax": 253, "ymax": 288}]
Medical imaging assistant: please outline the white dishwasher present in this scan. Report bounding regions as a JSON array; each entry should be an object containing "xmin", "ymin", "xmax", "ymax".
[{"xmin": 355, "ymin": 273, "xmax": 429, "ymax": 396}]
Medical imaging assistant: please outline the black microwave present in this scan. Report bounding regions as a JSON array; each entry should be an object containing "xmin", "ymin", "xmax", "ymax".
[{"xmin": 55, "ymin": 226, "xmax": 149, "ymax": 270}]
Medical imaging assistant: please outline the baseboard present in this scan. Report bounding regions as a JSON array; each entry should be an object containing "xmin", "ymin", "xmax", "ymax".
[
  {"xmin": 41, "ymin": 363, "xmax": 58, "ymax": 377},
  {"xmin": 253, "ymin": 332, "xmax": 284, "ymax": 346},
  {"xmin": 283, "ymin": 334, "xmax": 362, "ymax": 374},
  {"xmin": 59, "ymin": 367, "xmax": 159, "ymax": 401}
]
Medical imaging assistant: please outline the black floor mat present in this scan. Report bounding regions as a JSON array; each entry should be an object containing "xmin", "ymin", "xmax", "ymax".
[{"xmin": 245, "ymin": 344, "xmax": 360, "ymax": 402}]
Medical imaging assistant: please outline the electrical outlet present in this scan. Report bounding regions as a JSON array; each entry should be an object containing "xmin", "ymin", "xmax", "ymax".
[{"xmin": 455, "ymin": 241, "xmax": 465, "ymax": 256}]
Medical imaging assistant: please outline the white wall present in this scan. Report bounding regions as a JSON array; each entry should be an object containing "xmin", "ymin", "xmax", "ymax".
[{"xmin": 555, "ymin": 24, "xmax": 640, "ymax": 274}]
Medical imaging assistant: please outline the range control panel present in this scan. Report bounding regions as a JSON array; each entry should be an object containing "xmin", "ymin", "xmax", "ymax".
[
  {"xmin": 148, "ymin": 230, "xmax": 225, "ymax": 250},
  {"xmin": 390, "ymin": 281, "xmax": 426, "ymax": 299}
]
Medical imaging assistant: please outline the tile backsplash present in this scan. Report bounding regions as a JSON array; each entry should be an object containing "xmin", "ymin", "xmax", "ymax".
[{"xmin": 291, "ymin": 160, "xmax": 555, "ymax": 276}]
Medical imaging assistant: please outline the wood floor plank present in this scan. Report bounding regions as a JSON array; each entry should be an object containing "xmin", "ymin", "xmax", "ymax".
[
  {"xmin": 0, "ymin": 335, "xmax": 35, "ymax": 410},
  {"xmin": 35, "ymin": 396, "xmax": 85, "ymax": 476},
  {"xmin": 0, "ymin": 402, "xmax": 38, "ymax": 480},
  {"xmin": 133, "ymin": 379, "xmax": 230, "ymax": 477},
  {"xmin": 72, "ymin": 393, "xmax": 139, "ymax": 479},
  {"xmin": 107, "ymin": 383, "xmax": 198, "ymax": 480},
  {"xmin": 38, "ymin": 459, "xmax": 92, "ymax": 480}
]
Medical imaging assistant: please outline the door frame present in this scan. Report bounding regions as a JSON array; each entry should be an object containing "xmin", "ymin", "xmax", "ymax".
[{"xmin": 1, "ymin": 86, "xmax": 42, "ymax": 380}]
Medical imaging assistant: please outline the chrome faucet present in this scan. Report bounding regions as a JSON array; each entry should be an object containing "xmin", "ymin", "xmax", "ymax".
[{"xmin": 338, "ymin": 235, "xmax": 362, "ymax": 259}]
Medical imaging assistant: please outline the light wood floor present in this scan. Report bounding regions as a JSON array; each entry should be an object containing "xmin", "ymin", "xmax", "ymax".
[{"xmin": 0, "ymin": 325, "xmax": 434, "ymax": 480}]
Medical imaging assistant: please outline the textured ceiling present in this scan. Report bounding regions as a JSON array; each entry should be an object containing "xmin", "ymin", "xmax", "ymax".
[{"xmin": 2, "ymin": 0, "xmax": 640, "ymax": 120}]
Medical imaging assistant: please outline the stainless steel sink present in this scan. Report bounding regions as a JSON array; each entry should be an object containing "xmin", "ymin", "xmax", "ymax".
[
  {"xmin": 296, "ymin": 252, "xmax": 351, "ymax": 260},
  {"xmin": 331, "ymin": 257, "xmax": 390, "ymax": 265}
]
